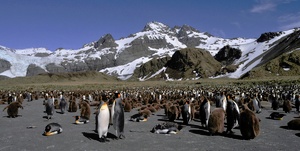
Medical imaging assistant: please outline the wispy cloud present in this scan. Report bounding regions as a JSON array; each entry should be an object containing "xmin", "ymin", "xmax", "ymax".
[
  {"xmin": 278, "ymin": 12, "xmax": 300, "ymax": 30},
  {"xmin": 250, "ymin": 1, "xmax": 276, "ymax": 13},
  {"xmin": 250, "ymin": 0, "xmax": 296, "ymax": 13},
  {"xmin": 231, "ymin": 22, "xmax": 241, "ymax": 30},
  {"xmin": 211, "ymin": 29, "xmax": 226, "ymax": 38}
]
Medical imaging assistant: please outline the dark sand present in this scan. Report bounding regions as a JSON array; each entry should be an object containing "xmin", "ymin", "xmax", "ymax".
[{"xmin": 1, "ymin": 100, "xmax": 299, "ymax": 151}]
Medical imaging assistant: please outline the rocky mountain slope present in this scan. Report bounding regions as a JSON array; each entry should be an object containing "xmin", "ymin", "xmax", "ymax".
[{"xmin": 0, "ymin": 21, "xmax": 299, "ymax": 81}]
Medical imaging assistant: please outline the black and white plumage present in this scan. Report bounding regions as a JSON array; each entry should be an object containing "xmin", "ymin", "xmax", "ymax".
[
  {"xmin": 43, "ymin": 123, "xmax": 63, "ymax": 136},
  {"xmin": 130, "ymin": 113, "xmax": 148, "ymax": 122},
  {"xmin": 74, "ymin": 115, "xmax": 89, "ymax": 124},
  {"xmin": 151, "ymin": 122, "xmax": 183, "ymax": 134},
  {"xmin": 181, "ymin": 101, "xmax": 191, "ymax": 125},
  {"xmin": 199, "ymin": 98, "xmax": 210, "ymax": 128},
  {"xmin": 225, "ymin": 98, "xmax": 240, "ymax": 134},
  {"xmin": 97, "ymin": 101, "xmax": 110, "ymax": 142},
  {"xmin": 111, "ymin": 97, "xmax": 125, "ymax": 139},
  {"xmin": 59, "ymin": 97, "xmax": 67, "ymax": 114},
  {"xmin": 45, "ymin": 97, "xmax": 54, "ymax": 119},
  {"xmin": 252, "ymin": 97, "xmax": 261, "ymax": 114},
  {"xmin": 269, "ymin": 112, "xmax": 285, "ymax": 120}
]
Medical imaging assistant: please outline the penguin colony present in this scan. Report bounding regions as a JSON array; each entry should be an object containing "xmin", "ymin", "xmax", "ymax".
[{"xmin": 1, "ymin": 83, "xmax": 300, "ymax": 142}]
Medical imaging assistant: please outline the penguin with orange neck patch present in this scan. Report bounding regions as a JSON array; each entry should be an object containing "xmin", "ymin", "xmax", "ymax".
[
  {"xmin": 111, "ymin": 92, "xmax": 125, "ymax": 139},
  {"xmin": 97, "ymin": 100, "xmax": 110, "ymax": 142},
  {"xmin": 74, "ymin": 115, "xmax": 89, "ymax": 124},
  {"xmin": 43, "ymin": 123, "xmax": 63, "ymax": 136}
]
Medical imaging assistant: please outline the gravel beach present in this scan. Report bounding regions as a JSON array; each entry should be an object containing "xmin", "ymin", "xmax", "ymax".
[{"xmin": 1, "ymin": 99, "xmax": 299, "ymax": 151}]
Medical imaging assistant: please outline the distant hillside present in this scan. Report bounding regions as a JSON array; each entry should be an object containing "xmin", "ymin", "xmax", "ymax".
[{"xmin": 0, "ymin": 22, "xmax": 300, "ymax": 81}]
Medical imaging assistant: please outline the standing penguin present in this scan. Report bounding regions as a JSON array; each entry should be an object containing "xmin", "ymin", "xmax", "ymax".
[
  {"xmin": 208, "ymin": 108, "xmax": 225, "ymax": 135},
  {"xmin": 181, "ymin": 100, "xmax": 191, "ymax": 125},
  {"xmin": 199, "ymin": 97, "xmax": 210, "ymax": 128},
  {"xmin": 215, "ymin": 91, "xmax": 225, "ymax": 108},
  {"xmin": 282, "ymin": 99, "xmax": 292, "ymax": 113},
  {"xmin": 239, "ymin": 104, "xmax": 260, "ymax": 140},
  {"xmin": 43, "ymin": 123, "xmax": 63, "ymax": 136},
  {"xmin": 3, "ymin": 101, "xmax": 23, "ymax": 118},
  {"xmin": 225, "ymin": 94, "xmax": 240, "ymax": 134},
  {"xmin": 252, "ymin": 94, "xmax": 261, "ymax": 113},
  {"xmin": 168, "ymin": 105, "xmax": 179, "ymax": 122},
  {"xmin": 45, "ymin": 96, "xmax": 54, "ymax": 119},
  {"xmin": 270, "ymin": 94, "xmax": 279, "ymax": 110},
  {"xmin": 59, "ymin": 97, "xmax": 67, "ymax": 114},
  {"xmin": 80, "ymin": 101, "xmax": 91, "ymax": 120},
  {"xmin": 68, "ymin": 99, "xmax": 77, "ymax": 112},
  {"xmin": 97, "ymin": 100, "xmax": 110, "ymax": 142},
  {"xmin": 111, "ymin": 93, "xmax": 125, "ymax": 139}
]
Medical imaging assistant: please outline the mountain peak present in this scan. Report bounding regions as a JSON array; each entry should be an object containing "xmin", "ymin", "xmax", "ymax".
[
  {"xmin": 142, "ymin": 21, "xmax": 170, "ymax": 32},
  {"xmin": 94, "ymin": 34, "xmax": 117, "ymax": 49},
  {"xmin": 180, "ymin": 24, "xmax": 199, "ymax": 33}
]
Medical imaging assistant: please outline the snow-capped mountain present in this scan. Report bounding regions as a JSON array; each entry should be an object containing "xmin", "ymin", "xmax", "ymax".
[{"xmin": 0, "ymin": 21, "xmax": 299, "ymax": 80}]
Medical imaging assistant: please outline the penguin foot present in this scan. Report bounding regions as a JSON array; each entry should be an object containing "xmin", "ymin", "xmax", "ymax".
[
  {"xmin": 119, "ymin": 134, "xmax": 125, "ymax": 139},
  {"xmin": 225, "ymin": 130, "xmax": 234, "ymax": 135},
  {"xmin": 99, "ymin": 137, "xmax": 110, "ymax": 142}
]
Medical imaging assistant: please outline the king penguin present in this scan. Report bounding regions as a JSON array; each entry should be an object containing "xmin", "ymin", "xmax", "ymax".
[
  {"xmin": 43, "ymin": 123, "xmax": 63, "ymax": 136},
  {"xmin": 225, "ymin": 94, "xmax": 240, "ymax": 134},
  {"xmin": 182, "ymin": 100, "xmax": 191, "ymax": 125},
  {"xmin": 97, "ymin": 100, "xmax": 110, "ymax": 142},
  {"xmin": 59, "ymin": 94, "xmax": 67, "ymax": 114},
  {"xmin": 111, "ymin": 92, "xmax": 125, "ymax": 139},
  {"xmin": 45, "ymin": 96, "xmax": 54, "ymax": 119},
  {"xmin": 199, "ymin": 97, "xmax": 210, "ymax": 128}
]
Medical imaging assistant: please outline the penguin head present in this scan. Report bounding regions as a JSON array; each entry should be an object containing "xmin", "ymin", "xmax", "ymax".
[
  {"xmin": 74, "ymin": 116, "xmax": 80, "ymax": 120},
  {"xmin": 44, "ymin": 125, "xmax": 53, "ymax": 136},
  {"xmin": 115, "ymin": 92, "xmax": 120, "ymax": 98},
  {"xmin": 45, "ymin": 125, "xmax": 51, "ymax": 132}
]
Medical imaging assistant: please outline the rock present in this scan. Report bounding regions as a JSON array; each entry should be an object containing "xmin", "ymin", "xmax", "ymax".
[
  {"xmin": 131, "ymin": 56, "xmax": 171, "ymax": 80},
  {"xmin": 214, "ymin": 45, "xmax": 242, "ymax": 66},
  {"xmin": 94, "ymin": 34, "xmax": 118, "ymax": 49},
  {"xmin": 46, "ymin": 63, "xmax": 67, "ymax": 73},
  {"xmin": 165, "ymin": 48, "xmax": 221, "ymax": 79},
  {"xmin": 0, "ymin": 59, "xmax": 11, "ymax": 73},
  {"xmin": 257, "ymin": 32, "xmax": 283, "ymax": 42},
  {"xmin": 26, "ymin": 64, "xmax": 47, "ymax": 76}
]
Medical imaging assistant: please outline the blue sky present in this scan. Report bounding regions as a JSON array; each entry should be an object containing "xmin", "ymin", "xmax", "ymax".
[{"xmin": 1, "ymin": 0, "xmax": 300, "ymax": 51}]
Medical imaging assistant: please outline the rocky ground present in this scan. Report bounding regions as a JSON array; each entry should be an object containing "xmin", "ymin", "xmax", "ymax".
[{"xmin": 1, "ymin": 99, "xmax": 300, "ymax": 151}]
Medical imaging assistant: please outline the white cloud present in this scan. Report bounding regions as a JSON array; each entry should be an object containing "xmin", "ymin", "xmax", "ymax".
[
  {"xmin": 250, "ymin": 1, "xmax": 276, "ymax": 13},
  {"xmin": 211, "ymin": 29, "xmax": 226, "ymax": 38},
  {"xmin": 278, "ymin": 12, "xmax": 300, "ymax": 30},
  {"xmin": 280, "ymin": 21, "xmax": 300, "ymax": 30},
  {"xmin": 250, "ymin": 0, "xmax": 296, "ymax": 13},
  {"xmin": 231, "ymin": 22, "xmax": 241, "ymax": 30}
]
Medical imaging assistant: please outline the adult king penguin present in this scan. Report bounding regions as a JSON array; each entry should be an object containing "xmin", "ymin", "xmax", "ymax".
[
  {"xmin": 111, "ymin": 92, "xmax": 125, "ymax": 139},
  {"xmin": 96, "ymin": 99, "xmax": 110, "ymax": 142},
  {"xmin": 225, "ymin": 94, "xmax": 240, "ymax": 134},
  {"xmin": 199, "ymin": 97, "xmax": 210, "ymax": 128},
  {"xmin": 182, "ymin": 100, "xmax": 191, "ymax": 125}
]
